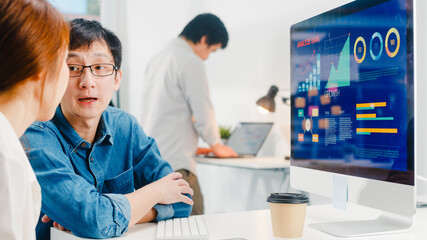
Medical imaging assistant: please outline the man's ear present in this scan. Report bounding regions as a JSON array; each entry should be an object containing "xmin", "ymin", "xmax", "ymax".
[
  {"xmin": 200, "ymin": 35, "xmax": 208, "ymax": 45},
  {"xmin": 113, "ymin": 69, "xmax": 122, "ymax": 91}
]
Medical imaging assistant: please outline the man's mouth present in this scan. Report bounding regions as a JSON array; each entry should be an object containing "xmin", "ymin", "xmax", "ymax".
[{"xmin": 79, "ymin": 97, "xmax": 97, "ymax": 103}]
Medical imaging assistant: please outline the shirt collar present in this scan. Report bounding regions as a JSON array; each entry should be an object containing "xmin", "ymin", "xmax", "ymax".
[
  {"xmin": 52, "ymin": 106, "xmax": 113, "ymax": 152},
  {"xmin": 172, "ymin": 37, "xmax": 194, "ymax": 53},
  {"xmin": 97, "ymin": 112, "xmax": 113, "ymax": 145}
]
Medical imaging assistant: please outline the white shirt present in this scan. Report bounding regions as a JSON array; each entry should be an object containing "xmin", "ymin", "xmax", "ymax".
[
  {"xmin": 141, "ymin": 38, "xmax": 220, "ymax": 173},
  {"xmin": 0, "ymin": 112, "xmax": 41, "ymax": 240}
]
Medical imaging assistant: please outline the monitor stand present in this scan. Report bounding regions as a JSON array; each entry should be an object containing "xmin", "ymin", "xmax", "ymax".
[{"xmin": 309, "ymin": 212, "xmax": 412, "ymax": 237}]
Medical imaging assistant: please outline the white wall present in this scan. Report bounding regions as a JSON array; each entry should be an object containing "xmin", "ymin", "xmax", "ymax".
[{"xmin": 101, "ymin": 0, "xmax": 353, "ymax": 158}]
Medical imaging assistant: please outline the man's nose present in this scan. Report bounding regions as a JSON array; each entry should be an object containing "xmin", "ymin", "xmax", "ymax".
[{"xmin": 78, "ymin": 68, "xmax": 96, "ymax": 89}]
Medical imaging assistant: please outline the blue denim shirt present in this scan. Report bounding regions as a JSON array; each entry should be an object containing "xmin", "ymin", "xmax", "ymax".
[{"xmin": 21, "ymin": 106, "xmax": 192, "ymax": 239}]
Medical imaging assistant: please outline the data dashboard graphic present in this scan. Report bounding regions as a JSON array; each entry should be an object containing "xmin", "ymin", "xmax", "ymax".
[
  {"xmin": 353, "ymin": 27, "xmax": 400, "ymax": 63},
  {"xmin": 356, "ymin": 101, "xmax": 397, "ymax": 135},
  {"xmin": 325, "ymin": 34, "xmax": 351, "ymax": 89},
  {"xmin": 354, "ymin": 36, "xmax": 367, "ymax": 63},
  {"xmin": 298, "ymin": 50, "xmax": 321, "ymax": 93},
  {"xmin": 370, "ymin": 32, "xmax": 384, "ymax": 61},
  {"xmin": 385, "ymin": 27, "xmax": 400, "ymax": 57},
  {"xmin": 291, "ymin": 0, "xmax": 409, "ymax": 173}
]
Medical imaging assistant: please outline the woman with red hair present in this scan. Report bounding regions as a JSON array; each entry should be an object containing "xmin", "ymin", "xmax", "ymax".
[{"xmin": 0, "ymin": 0, "xmax": 70, "ymax": 239}]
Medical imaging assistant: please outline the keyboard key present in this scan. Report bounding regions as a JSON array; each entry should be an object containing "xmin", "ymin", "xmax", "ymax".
[
  {"xmin": 173, "ymin": 218, "xmax": 182, "ymax": 236},
  {"xmin": 165, "ymin": 219, "xmax": 173, "ymax": 237},
  {"xmin": 156, "ymin": 220, "xmax": 165, "ymax": 238},
  {"xmin": 180, "ymin": 218, "xmax": 191, "ymax": 236},
  {"xmin": 195, "ymin": 216, "xmax": 208, "ymax": 236},
  {"xmin": 188, "ymin": 217, "xmax": 199, "ymax": 236}
]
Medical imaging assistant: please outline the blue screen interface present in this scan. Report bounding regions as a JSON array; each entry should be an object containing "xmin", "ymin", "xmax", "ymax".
[{"xmin": 290, "ymin": 0, "xmax": 413, "ymax": 182}]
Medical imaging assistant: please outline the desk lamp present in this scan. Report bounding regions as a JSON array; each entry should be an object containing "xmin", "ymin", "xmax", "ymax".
[{"xmin": 256, "ymin": 85, "xmax": 290, "ymax": 114}]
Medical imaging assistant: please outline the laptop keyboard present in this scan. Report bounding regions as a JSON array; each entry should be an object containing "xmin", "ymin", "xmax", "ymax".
[{"xmin": 156, "ymin": 216, "xmax": 208, "ymax": 240}]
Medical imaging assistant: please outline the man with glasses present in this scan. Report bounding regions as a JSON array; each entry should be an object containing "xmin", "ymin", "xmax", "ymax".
[{"xmin": 21, "ymin": 19, "xmax": 193, "ymax": 240}]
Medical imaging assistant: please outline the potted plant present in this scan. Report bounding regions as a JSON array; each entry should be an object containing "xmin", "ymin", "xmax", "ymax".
[{"xmin": 218, "ymin": 125, "xmax": 232, "ymax": 144}]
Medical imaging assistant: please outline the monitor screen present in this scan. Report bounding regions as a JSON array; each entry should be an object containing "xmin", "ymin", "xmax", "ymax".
[{"xmin": 290, "ymin": 0, "xmax": 414, "ymax": 185}]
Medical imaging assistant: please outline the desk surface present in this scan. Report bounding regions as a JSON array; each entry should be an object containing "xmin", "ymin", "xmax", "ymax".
[
  {"xmin": 51, "ymin": 204, "xmax": 427, "ymax": 240},
  {"xmin": 196, "ymin": 156, "xmax": 290, "ymax": 170}
]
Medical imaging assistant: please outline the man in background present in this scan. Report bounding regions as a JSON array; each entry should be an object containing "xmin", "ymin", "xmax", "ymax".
[{"xmin": 140, "ymin": 13, "xmax": 237, "ymax": 215}]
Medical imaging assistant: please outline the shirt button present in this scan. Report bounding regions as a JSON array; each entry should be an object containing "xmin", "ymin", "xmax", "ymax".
[
  {"xmin": 81, "ymin": 143, "xmax": 86, "ymax": 147},
  {"xmin": 90, "ymin": 157, "xmax": 94, "ymax": 162},
  {"xmin": 74, "ymin": 150, "xmax": 77, "ymax": 153}
]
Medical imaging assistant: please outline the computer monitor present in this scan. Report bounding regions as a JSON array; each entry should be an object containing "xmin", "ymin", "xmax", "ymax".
[{"xmin": 290, "ymin": 0, "xmax": 415, "ymax": 237}]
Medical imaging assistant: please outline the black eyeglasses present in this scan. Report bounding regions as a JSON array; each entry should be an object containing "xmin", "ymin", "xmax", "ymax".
[{"xmin": 68, "ymin": 63, "xmax": 118, "ymax": 77}]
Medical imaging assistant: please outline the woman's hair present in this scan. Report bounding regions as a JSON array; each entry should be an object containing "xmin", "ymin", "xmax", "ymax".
[{"xmin": 0, "ymin": 0, "xmax": 69, "ymax": 93}]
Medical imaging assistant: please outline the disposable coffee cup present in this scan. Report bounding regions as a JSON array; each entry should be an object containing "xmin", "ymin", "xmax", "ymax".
[{"xmin": 267, "ymin": 193, "xmax": 309, "ymax": 239}]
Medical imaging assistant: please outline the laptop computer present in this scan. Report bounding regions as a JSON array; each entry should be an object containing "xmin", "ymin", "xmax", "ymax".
[{"xmin": 203, "ymin": 122, "xmax": 273, "ymax": 158}]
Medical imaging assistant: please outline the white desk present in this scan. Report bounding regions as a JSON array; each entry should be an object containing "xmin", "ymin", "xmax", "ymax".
[
  {"xmin": 51, "ymin": 204, "xmax": 427, "ymax": 240},
  {"xmin": 196, "ymin": 157, "xmax": 291, "ymax": 213},
  {"xmin": 196, "ymin": 156, "xmax": 290, "ymax": 170}
]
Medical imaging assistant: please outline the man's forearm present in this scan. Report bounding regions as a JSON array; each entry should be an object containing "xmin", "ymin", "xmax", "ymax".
[
  {"xmin": 125, "ymin": 185, "xmax": 158, "ymax": 227},
  {"xmin": 137, "ymin": 208, "xmax": 157, "ymax": 224}
]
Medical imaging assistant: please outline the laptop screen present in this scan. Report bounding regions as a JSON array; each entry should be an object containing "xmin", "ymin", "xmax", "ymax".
[{"xmin": 226, "ymin": 122, "xmax": 273, "ymax": 156}]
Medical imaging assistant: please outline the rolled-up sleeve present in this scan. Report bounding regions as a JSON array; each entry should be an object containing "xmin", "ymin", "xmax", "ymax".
[
  {"xmin": 23, "ymin": 125, "xmax": 131, "ymax": 239},
  {"xmin": 102, "ymin": 194, "xmax": 131, "ymax": 235},
  {"xmin": 153, "ymin": 204, "xmax": 174, "ymax": 221}
]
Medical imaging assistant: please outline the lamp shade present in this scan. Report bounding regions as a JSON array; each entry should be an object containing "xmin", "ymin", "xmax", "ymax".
[{"xmin": 256, "ymin": 85, "xmax": 279, "ymax": 112}]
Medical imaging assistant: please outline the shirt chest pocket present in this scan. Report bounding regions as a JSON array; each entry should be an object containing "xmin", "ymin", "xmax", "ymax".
[{"xmin": 103, "ymin": 168, "xmax": 135, "ymax": 194}]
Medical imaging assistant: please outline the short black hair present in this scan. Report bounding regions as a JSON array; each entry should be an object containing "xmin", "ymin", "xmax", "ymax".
[
  {"xmin": 69, "ymin": 18, "xmax": 122, "ymax": 69},
  {"xmin": 179, "ymin": 13, "xmax": 229, "ymax": 49}
]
